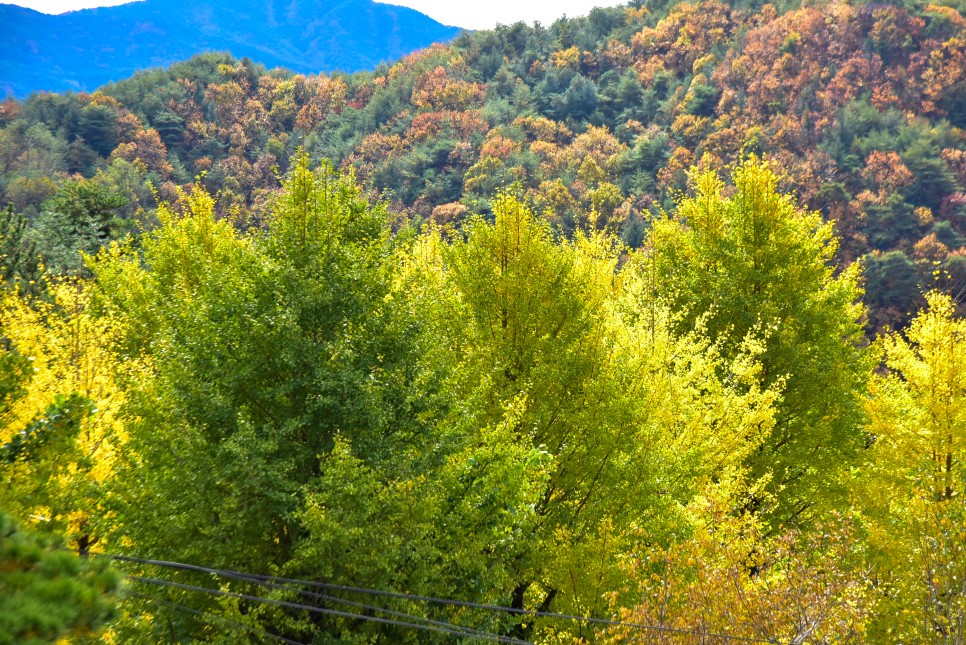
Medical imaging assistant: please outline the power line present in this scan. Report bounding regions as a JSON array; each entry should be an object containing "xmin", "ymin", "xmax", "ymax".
[
  {"xmin": 96, "ymin": 551, "xmax": 778, "ymax": 644},
  {"xmin": 130, "ymin": 575, "xmax": 532, "ymax": 644},
  {"xmin": 69, "ymin": 547, "xmax": 529, "ymax": 642},
  {"xmin": 141, "ymin": 558, "xmax": 532, "ymax": 645},
  {"xmin": 128, "ymin": 589, "xmax": 306, "ymax": 645},
  {"xmin": 216, "ymin": 568, "xmax": 531, "ymax": 645}
]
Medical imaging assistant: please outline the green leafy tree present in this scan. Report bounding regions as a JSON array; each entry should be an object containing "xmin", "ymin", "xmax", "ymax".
[
  {"xmin": 647, "ymin": 159, "xmax": 870, "ymax": 525},
  {"xmin": 297, "ymin": 193, "xmax": 775, "ymax": 640},
  {"xmin": 94, "ymin": 155, "xmax": 425, "ymax": 641},
  {"xmin": 94, "ymin": 173, "xmax": 777, "ymax": 642}
]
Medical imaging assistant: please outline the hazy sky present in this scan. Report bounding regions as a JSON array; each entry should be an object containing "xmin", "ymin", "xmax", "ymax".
[
  {"xmin": 10, "ymin": 0, "xmax": 627, "ymax": 29},
  {"xmin": 376, "ymin": 0, "xmax": 627, "ymax": 29},
  {"xmin": 12, "ymin": 0, "xmax": 133, "ymax": 13}
]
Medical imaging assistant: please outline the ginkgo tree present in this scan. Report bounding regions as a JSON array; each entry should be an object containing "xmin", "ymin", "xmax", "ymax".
[
  {"xmin": 863, "ymin": 292, "xmax": 966, "ymax": 642},
  {"xmin": 0, "ymin": 280, "xmax": 130, "ymax": 555},
  {"xmin": 289, "ymin": 191, "xmax": 778, "ymax": 641},
  {"xmin": 87, "ymin": 158, "xmax": 781, "ymax": 642},
  {"xmin": 646, "ymin": 159, "xmax": 870, "ymax": 526},
  {"xmin": 90, "ymin": 155, "xmax": 434, "ymax": 642}
]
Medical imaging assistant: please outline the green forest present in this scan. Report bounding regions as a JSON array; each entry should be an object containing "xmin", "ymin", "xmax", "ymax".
[{"xmin": 2, "ymin": 0, "xmax": 966, "ymax": 642}]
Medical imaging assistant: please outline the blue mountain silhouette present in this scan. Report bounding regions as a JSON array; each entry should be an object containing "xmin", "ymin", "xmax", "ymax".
[{"xmin": 1, "ymin": 0, "xmax": 463, "ymax": 96}]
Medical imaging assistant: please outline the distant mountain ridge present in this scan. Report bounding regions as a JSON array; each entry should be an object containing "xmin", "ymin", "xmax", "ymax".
[{"xmin": 0, "ymin": 0, "xmax": 463, "ymax": 96}]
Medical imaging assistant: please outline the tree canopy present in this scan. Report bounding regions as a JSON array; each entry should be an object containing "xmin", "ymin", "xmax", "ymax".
[{"xmin": 2, "ymin": 0, "xmax": 966, "ymax": 639}]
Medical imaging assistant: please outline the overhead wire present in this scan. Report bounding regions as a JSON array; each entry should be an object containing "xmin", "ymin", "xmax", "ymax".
[
  {"xmin": 94, "ymin": 550, "xmax": 778, "ymax": 644},
  {"xmin": 145, "ymin": 560, "xmax": 533, "ymax": 645},
  {"xmin": 127, "ymin": 589, "xmax": 306, "ymax": 645},
  {"xmin": 215, "ymin": 568, "xmax": 532, "ymax": 645},
  {"xmin": 68, "ymin": 547, "xmax": 528, "ymax": 643},
  {"xmin": 129, "ymin": 575, "xmax": 533, "ymax": 644}
]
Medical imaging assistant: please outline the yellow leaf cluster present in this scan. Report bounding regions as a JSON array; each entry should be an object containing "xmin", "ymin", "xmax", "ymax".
[{"xmin": 1, "ymin": 281, "xmax": 140, "ymax": 504}]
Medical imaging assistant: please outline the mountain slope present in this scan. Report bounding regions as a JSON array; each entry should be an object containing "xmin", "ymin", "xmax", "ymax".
[
  {"xmin": 0, "ymin": 0, "xmax": 462, "ymax": 96},
  {"xmin": 1, "ymin": 0, "xmax": 965, "ymax": 331}
]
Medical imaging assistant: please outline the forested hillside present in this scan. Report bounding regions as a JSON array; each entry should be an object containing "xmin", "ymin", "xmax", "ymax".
[
  {"xmin": 3, "ymin": 0, "xmax": 966, "ymax": 329},
  {"xmin": 3, "ymin": 0, "xmax": 966, "ymax": 643}
]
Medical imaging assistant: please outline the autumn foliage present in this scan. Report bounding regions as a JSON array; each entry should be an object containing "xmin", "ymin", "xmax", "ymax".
[{"xmin": 2, "ymin": 1, "xmax": 966, "ymax": 641}]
